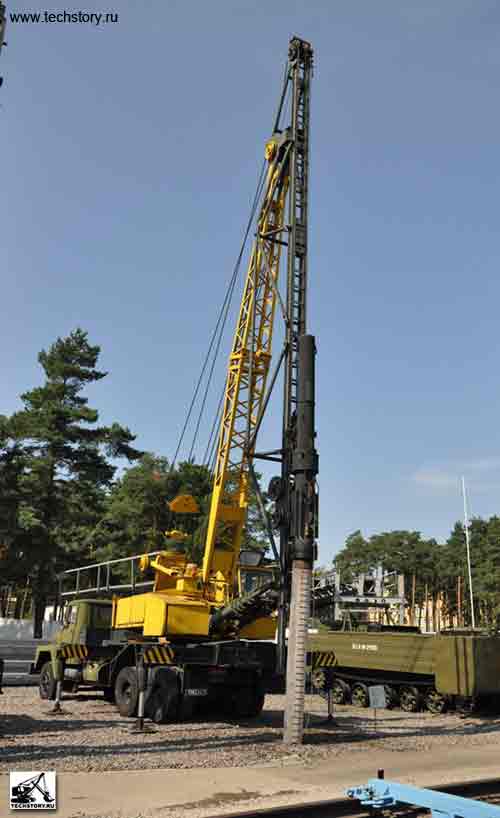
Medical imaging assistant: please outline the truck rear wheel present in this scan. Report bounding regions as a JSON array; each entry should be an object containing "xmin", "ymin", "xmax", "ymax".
[
  {"xmin": 115, "ymin": 667, "xmax": 138, "ymax": 717},
  {"xmin": 39, "ymin": 662, "xmax": 56, "ymax": 701},
  {"xmin": 147, "ymin": 674, "xmax": 179, "ymax": 724},
  {"xmin": 223, "ymin": 684, "xmax": 265, "ymax": 718}
]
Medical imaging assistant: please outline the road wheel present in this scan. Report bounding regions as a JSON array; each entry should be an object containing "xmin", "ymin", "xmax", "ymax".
[
  {"xmin": 351, "ymin": 683, "xmax": 369, "ymax": 708},
  {"xmin": 311, "ymin": 668, "xmax": 327, "ymax": 691},
  {"xmin": 39, "ymin": 662, "xmax": 56, "ymax": 701},
  {"xmin": 425, "ymin": 688, "xmax": 448, "ymax": 714},
  {"xmin": 331, "ymin": 678, "xmax": 349, "ymax": 705},
  {"xmin": 400, "ymin": 686, "xmax": 422, "ymax": 712},
  {"xmin": 455, "ymin": 695, "xmax": 477, "ymax": 715},
  {"xmin": 115, "ymin": 667, "xmax": 138, "ymax": 717},
  {"xmin": 384, "ymin": 685, "xmax": 399, "ymax": 709}
]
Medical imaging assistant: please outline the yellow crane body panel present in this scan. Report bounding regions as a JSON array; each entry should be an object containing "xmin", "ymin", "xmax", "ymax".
[
  {"xmin": 113, "ymin": 593, "xmax": 148, "ymax": 629},
  {"xmin": 113, "ymin": 593, "xmax": 210, "ymax": 638},
  {"xmin": 239, "ymin": 617, "xmax": 277, "ymax": 641},
  {"xmin": 166, "ymin": 601, "xmax": 210, "ymax": 639}
]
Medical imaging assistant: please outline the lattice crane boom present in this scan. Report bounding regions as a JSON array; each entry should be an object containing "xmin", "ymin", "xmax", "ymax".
[
  {"xmin": 202, "ymin": 38, "xmax": 314, "ymax": 592},
  {"xmin": 202, "ymin": 135, "xmax": 290, "ymax": 584}
]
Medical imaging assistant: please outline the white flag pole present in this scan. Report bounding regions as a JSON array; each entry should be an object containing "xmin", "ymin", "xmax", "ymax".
[{"xmin": 461, "ymin": 476, "xmax": 476, "ymax": 629}]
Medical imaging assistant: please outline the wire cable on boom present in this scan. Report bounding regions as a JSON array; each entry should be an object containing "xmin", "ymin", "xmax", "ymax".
[
  {"xmin": 188, "ymin": 161, "xmax": 268, "ymax": 462},
  {"xmin": 171, "ymin": 160, "xmax": 267, "ymax": 469}
]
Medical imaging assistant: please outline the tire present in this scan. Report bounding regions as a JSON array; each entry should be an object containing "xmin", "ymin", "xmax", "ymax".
[
  {"xmin": 222, "ymin": 684, "xmax": 265, "ymax": 718},
  {"xmin": 114, "ymin": 667, "xmax": 138, "ymax": 717},
  {"xmin": 239, "ymin": 686, "xmax": 265, "ymax": 718},
  {"xmin": 177, "ymin": 695, "xmax": 195, "ymax": 721},
  {"xmin": 146, "ymin": 674, "xmax": 179, "ymax": 724},
  {"xmin": 39, "ymin": 662, "xmax": 56, "ymax": 701},
  {"xmin": 400, "ymin": 686, "xmax": 422, "ymax": 713},
  {"xmin": 103, "ymin": 686, "xmax": 115, "ymax": 703},
  {"xmin": 351, "ymin": 682, "xmax": 369, "ymax": 708}
]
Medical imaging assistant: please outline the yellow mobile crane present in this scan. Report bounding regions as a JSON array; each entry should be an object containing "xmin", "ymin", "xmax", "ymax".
[
  {"xmin": 33, "ymin": 37, "xmax": 321, "ymax": 730},
  {"xmin": 112, "ymin": 35, "xmax": 315, "ymax": 645}
]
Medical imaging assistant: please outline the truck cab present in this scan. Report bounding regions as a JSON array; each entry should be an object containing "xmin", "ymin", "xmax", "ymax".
[
  {"xmin": 54, "ymin": 598, "xmax": 112, "ymax": 647},
  {"xmin": 31, "ymin": 598, "xmax": 115, "ymax": 700}
]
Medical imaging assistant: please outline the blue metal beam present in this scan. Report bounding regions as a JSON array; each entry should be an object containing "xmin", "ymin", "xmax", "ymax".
[{"xmin": 347, "ymin": 779, "xmax": 500, "ymax": 818}]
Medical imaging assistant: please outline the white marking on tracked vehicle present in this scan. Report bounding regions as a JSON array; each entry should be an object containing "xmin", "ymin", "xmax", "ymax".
[{"xmin": 352, "ymin": 643, "xmax": 379, "ymax": 652}]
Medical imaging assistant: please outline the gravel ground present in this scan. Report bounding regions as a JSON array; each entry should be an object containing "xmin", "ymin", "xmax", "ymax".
[{"xmin": 2, "ymin": 687, "xmax": 500, "ymax": 773}]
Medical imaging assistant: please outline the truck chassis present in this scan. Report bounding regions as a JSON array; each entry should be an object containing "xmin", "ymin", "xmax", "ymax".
[{"xmin": 32, "ymin": 633, "xmax": 279, "ymax": 722}]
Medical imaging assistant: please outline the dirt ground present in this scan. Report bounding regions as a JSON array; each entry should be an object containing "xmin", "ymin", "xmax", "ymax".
[{"xmin": 3, "ymin": 687, "xmax": 500, "ymax": 774}]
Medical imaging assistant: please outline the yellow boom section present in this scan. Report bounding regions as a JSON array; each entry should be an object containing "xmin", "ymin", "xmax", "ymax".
[{"xmin": 202, "ymin": 135, "xmax": 291, "ymax": 586}]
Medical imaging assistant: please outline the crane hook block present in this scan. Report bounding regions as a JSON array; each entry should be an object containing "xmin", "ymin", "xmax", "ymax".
[{"xmin": 168, "ymin": 494, "xmax": 200, "ymax": 514}]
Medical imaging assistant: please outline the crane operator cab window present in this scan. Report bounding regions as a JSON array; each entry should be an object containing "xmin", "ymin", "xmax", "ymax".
[
  {"xmin": 238, "ymin": 550, "xmax": 279, "ymax": 595},
  {"xmin": 241, "ymin": 569, "xmax": 269, "ymax": 594}
]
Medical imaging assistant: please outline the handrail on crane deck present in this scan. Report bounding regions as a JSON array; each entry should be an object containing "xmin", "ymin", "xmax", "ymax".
[{"xmin": 57, "ymin": 551, "xmax": 163, "ymax": 598}]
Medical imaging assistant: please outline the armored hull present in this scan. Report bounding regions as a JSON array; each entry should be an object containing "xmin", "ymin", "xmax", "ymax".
[{"xmin": 309, "ymin": 629, "xmax": 500, "ymax": 712}]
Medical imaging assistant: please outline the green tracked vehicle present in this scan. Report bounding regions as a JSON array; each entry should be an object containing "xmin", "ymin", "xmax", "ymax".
[{"xmin": 309, "ymin": 628, "xmax": 500, "ymax": 713}]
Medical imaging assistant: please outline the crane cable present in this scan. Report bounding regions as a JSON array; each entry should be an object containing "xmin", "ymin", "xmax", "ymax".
[
  {"xmin": 203, "ymin": 385, "xmax": 224, "ymax": 471},
  {"xmin": 171, "ymin": 158, "xmax": 267, "ymax": 470},
  {"xmin": 187, "ymin": 160, "xmax": 267, "ymax": 463},
  {"xmin": 172, "ymin": 62, "xmax": 293, "ymax": 471}
]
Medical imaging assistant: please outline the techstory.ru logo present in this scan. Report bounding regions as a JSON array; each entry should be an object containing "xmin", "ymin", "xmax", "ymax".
[{"xmin": 9, "ymin": 771, "xmax": 56, "ymax": 810}]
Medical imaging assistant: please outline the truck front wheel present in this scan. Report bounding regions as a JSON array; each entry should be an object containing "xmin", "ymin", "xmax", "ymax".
[
  {"xmin": 115, "ymin": 667, "xmax": 138, "ymax": 717},
  {"xmin": 39, "ymin": 662, "xmax": 56, "ymax": 701}
]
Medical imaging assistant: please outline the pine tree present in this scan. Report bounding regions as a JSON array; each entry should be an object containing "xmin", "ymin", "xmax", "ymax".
[{"xmin": 5, "ymin": 329, "xmax": 142, "ymax": 635}]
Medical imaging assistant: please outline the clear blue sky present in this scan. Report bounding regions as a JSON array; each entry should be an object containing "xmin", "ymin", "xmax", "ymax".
[{"xmin": 3, "ymin": 1, "xmax": 500, "ymax": 564}]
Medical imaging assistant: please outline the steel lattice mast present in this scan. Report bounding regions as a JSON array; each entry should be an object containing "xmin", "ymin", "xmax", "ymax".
[
  {"xmin": 277, "ymin": 37, "xmax": 315, "ymax": 641},
  {"xmin": 277, "ymin": 39, "xmax": 318, "ymax": 745}
]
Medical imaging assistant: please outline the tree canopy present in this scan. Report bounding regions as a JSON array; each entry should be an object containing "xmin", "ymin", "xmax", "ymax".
[
  {"xmin": 334, "ymin": 519, "xmax": 500, "ymax": 630},
  {"xmin": 0, "ymin": 329, "xmax": 142, "ymax": 633},
  {"xmin": 0, "ymin": 329, "xmax": 272, "ymax": 632}
]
